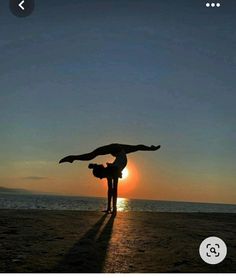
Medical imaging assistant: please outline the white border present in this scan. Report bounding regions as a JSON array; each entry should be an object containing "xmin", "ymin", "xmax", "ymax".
[{"xmin": 1, "ymin": 274, "xmax": 235, "ymax": 277}]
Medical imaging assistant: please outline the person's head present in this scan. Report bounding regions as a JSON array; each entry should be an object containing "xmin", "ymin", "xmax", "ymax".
[{"xmin": 88, "ymin": 163, "xmax": 106, "ymax": 179}]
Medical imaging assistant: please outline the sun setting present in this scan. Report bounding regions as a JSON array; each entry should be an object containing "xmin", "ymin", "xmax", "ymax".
[{"xmin": 121, "ymin": 167, "xmax": 129, "ymax": 180}]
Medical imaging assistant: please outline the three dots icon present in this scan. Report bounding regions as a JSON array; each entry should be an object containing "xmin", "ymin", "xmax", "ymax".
[{"xmin": 206, "ymin": 3, "xmax": 221, "ymax": 7}]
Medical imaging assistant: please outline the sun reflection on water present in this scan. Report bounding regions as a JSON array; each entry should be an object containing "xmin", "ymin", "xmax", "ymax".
[{"xmin": 116, "ymin": 197, "xmax": 129, "ymax": 211}]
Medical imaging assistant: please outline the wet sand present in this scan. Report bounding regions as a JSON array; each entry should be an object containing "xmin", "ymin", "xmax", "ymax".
[{"xmin": 0, "ymin": 210, "xmax": 235, "ymax": 273}]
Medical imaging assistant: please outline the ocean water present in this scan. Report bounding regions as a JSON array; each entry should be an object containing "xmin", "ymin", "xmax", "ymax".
[{"xmin": 0, "ymin": 193, "xmax": 235, "ymax": 213}]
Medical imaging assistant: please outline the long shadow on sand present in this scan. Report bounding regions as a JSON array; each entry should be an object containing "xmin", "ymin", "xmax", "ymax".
[{"xmin": 53, "ymin": 213, "xmax": 115, "ymax": 272}]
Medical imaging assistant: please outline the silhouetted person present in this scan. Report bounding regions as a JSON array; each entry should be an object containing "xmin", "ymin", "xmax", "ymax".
[
  {"xmin": 88, "ymin": 148, "xmax": 127, "ymax": 214},
  {"xmin": 59, "ymin": 143, "xmax": 161, "ymax": 214}
]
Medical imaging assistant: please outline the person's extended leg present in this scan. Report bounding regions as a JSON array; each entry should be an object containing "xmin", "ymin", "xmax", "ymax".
[
  {"xmin": 112, "ymin": 177, "xmax": 118, "ymax": 215},
  {"xmin": 59, "ymin": 151, "xmax": 98, "ymax": 163},
  {"xmin": 59, "ymin": 144, "xmax": 119, "ymax": 163},
  {"xmin": 119, "ymin": 144, "xmax": 161, "ymax": 154}
]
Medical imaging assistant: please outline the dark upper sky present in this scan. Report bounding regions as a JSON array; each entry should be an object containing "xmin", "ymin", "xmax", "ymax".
[{"xmin": 0, "ymin": 0, "xmax": 236, "ymax": 202}]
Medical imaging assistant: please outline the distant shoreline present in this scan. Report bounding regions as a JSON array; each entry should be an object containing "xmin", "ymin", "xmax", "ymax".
[
  {"xmin": 0, "ymin": 189, "xmax": 235, "ymax": 207},
  {"xmin": 0, "ymin": 192, "xmax": 236, "ymax": 213}
]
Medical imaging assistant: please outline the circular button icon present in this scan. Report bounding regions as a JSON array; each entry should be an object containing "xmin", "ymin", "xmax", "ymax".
[
  {"xmin": 199, "ymin": 236, "xmax": 227, "ymax": 265},
  {"xmin": 9, "ymin": 0, "xmax": 34, "ymax": 17}
]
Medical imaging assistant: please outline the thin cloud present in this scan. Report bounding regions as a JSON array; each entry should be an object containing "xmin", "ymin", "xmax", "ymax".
[{"xmin": 22, "ymin": 176, "xmax": 48, "ymax": 180}]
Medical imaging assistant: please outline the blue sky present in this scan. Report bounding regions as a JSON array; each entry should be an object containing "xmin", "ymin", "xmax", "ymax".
[{"xmin": 0, "ymin": 0, "xmax": 236, "ymax": 203}]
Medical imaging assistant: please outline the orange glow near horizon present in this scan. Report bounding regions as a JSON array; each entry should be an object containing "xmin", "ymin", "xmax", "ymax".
[
  {"xmin": 3, "ymin": 156, "xmax": 235, "ymax": 204},
  {"xmin": 118, "ymin": 161, "xmax": 139, "ymax": 195},
  {"xmin": 116, "ymin": 197, "xmax": 129, "ymax": 211},
  {"xmin": 100, "ymin": 160, "xmax": 139, "ymax": 195},
  {"xmin": 121, "ymin": 167, "xmax": 129, "ymax": 180}
]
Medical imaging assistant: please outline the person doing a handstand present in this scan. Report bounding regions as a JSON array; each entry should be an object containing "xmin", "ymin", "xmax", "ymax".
[{"xmin": 59, "ymin": 143, "xmax": 161, "ymax": 214}]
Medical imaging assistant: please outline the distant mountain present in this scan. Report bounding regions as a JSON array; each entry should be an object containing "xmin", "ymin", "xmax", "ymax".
[{"xmin": 0, "ymin": 186, "xmax": 33, "ymax": 194}]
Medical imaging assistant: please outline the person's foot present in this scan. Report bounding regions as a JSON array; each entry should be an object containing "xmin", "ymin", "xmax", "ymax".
[
  {"xmin": 150, "ymin": 145, "xmax": 161, "ymax": 150},
  {"xmin": 59, "ymin": 155, "xmax": 74, "ymax": 163},
  {"xmin": 112, "ymin": 209, "xmax": 117, "ymax": 216}
]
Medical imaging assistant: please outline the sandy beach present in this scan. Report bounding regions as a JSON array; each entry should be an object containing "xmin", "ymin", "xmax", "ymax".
[{"xmin": 0, "ymin": 210, "xmax": 235, "ymax": 273}]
